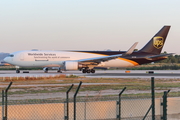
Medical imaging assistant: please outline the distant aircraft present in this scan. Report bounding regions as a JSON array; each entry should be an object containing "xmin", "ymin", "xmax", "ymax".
[{"xmin": 4, "ymin": 26, "xmax": 172, "ymax": 73}]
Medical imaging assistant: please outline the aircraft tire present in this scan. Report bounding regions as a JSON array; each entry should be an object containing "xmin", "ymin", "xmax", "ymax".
[
  {"xmin": 82, "ymin": 69, "xmax": 87, "ymax": 73},
  {"xmin": 87, "ymin": 69, "xmax": 91, "ymax": 73},
  {"xmin": 57, "ymin": 68, "xmax": 62, "ymax": 73},
  {"xmin": 16, "ymin": 70, "xmax": 20, "ymax": 73},
  {"xmin": 91, "ymin": 69, "xmax": 95, "ymax": 73},
  {"xmin": 44, "ymin": 67, "xmax": 48, "ymax": 73},
  {"xmin": 57, "ymin": 70, "xmax": 62, "ymax": 73}
]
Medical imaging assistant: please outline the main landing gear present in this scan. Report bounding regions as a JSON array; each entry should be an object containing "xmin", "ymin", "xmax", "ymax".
[{"xmin": 82, "ymin": 68, "xmax": 95, "ymax": 73}]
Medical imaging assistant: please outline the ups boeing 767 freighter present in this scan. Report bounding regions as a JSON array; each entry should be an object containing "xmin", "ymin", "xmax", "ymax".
[{"xmin": 4, "ymin": 26, "xmax": 172, "ymax": 73}]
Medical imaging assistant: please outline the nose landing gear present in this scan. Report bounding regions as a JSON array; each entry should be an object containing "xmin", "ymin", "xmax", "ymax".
[
  {"xmin": 43, "ymin": 67, "xmax": 48, "ymax": 73},
  {"xmin": 16, "ymin": 66, "xmax": 20, "ymax": 73},
  {"xmin": 16, "ymin": 69, "xmax": 20, "ymax": 73}
]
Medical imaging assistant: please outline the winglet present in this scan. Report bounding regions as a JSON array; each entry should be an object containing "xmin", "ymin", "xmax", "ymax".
[{"xmin": 123, "ymin": 42, "xmax": 138, "ymax": 55}]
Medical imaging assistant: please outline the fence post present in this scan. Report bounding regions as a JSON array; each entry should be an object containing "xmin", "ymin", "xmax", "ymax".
[
  {"xmin": 151, "ymin": 77, "xmax": 155, "ymax": 120},
  {"xmin": 117, "ymin": 87, "xmax": 126, "ymax": 120},
  {"xmin": 2, "ymin": 90, "xmax": 4, "ymax": 120},
  {"xmin": 65, "ymin": 84, "xmax": 74, "ymax": 120},
  {"xmin": 3, "ymin": 82, "xmax": 13, "ymax": 120},
  {"xmin": 161, "ymin": 90, "xmax": 170, "ymax": 120},
  {"xmin": 74, "ymin": 81, "xmax": 82, "ymax": 120}
]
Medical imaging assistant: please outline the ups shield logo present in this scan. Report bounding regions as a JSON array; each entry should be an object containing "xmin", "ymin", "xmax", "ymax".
[{"xmin": 153, "ymin": 36, "xmax": 164, "ymax": 49}]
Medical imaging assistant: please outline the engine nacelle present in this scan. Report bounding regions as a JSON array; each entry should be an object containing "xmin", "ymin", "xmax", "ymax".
[{"xmin": 64, "ymin": 61, "xmax": 78, "ymax": 70}]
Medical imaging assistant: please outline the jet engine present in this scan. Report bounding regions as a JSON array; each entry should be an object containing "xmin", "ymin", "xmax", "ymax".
[{"xmin": 64, "ymin": 61, "xmax": 79, "ymax": 70}]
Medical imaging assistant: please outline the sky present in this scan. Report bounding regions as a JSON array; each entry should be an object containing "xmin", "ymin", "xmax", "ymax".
[{"xmin": 1, "ymin": 0, "xmax": 180, "ymax": 54}]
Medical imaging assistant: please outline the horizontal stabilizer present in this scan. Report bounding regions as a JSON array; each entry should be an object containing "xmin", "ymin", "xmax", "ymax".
[{"xmin": 146, "ymin": 53, "xmax": 174, "ymax": 60}]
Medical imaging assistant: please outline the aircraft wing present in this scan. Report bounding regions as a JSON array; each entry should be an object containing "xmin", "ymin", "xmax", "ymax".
[
  {"xmin": 78, "ymin": 53, "xmax": 123, "ymax": 63},
  {"xmin": 77, "ymin": 42, "xmax": 138, "ymax": 63},
  {"xmin": 123, "ymin": 42, "xmax": 138, "ymax": 55}
]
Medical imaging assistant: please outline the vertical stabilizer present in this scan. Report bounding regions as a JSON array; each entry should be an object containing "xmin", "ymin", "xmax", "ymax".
[{"xmin": 139, "ymin": 26, "xmax": 171, "ymax": 55}]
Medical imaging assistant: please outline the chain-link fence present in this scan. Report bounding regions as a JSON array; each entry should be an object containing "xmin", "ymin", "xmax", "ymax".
[
  {"xmin": 2, "ymin": 95, "xmax": 180, "ymax": 120},
  {"xmin": 2, "ymin": 99, "xmax": 65, "ymax": 120},
  {"xmin": 1, "ymin": 82, "xmax": 180, "ymax": 120}
]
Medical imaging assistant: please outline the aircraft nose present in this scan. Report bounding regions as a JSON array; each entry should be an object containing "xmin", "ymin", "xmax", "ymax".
[{"xmin": 4, "ymin": 57, "xmax": 9, "ymax": 63}]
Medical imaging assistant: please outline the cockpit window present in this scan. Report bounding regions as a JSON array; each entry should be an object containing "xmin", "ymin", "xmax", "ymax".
[{"xmin": 8, "ymin": 54, "xmax": 14, "ymax": 57}]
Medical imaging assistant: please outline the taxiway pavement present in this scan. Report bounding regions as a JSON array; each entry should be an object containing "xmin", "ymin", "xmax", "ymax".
[{"xmin": 1, "ymin": 70, "xmax": 180, "ymax": 78}]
